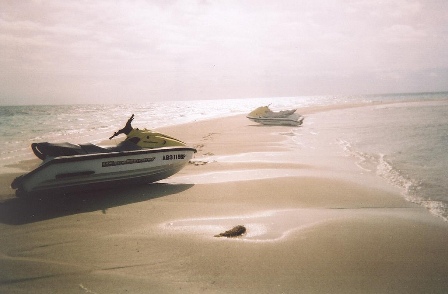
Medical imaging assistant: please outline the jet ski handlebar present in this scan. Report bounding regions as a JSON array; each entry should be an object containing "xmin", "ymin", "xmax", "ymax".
[{"xmin": 109, "ymin": 114, "xmax": 135, "ymax": 140}]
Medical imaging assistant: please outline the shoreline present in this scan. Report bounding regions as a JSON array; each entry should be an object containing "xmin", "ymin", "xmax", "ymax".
[{"xmin": 1, "ymin": 102, "xmax": 448, "ymax": 293}]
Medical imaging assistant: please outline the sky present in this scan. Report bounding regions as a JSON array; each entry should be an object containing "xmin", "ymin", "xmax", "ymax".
[{"xmin": 1, "ymin": 0, "xmax": 447, "ymax": 105}]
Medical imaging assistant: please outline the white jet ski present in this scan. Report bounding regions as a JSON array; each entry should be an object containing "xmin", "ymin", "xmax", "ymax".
[
  {"xmin": 247, "ymin": 106, "xmax": 304, "ymax": 126},
  {"xmin": 11, "ymin": 114, "xmax": 196, "ymax": 196}
]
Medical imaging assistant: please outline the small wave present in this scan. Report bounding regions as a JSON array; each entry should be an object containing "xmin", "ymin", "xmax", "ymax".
[
  {"xmin": 418, "ymin": 200, "xmax": 448, "ymax": 221},
  {"xmin": 376, "ymin": 155, "xmax": 448, "ymax": 221},
  {"xmin": 376, "ymin": 154, "xmax": 415, "ymax": 192},
  {"xmin": 337, "ymin": 139, "xmax": 376, "ymax": 172},
  {"xmin": 338, "ymin": 139, "xmax": 447, "ymax": 222}
]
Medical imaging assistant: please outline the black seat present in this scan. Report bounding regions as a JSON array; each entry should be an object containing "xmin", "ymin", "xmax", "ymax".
[
  {"xmin": 32, "ymin": 142, "xmax": 85, "ymax": 160},
  {"xmin": 31, "ymin": 141, "xmax": 141, "ymax": 160},
  {"xmin": 107, "ymin": 140, "xmax": 142, "ymax": 152},
  {"xmin": 79, "ymin": 143, "xmax": 110, "ymax": 154}
]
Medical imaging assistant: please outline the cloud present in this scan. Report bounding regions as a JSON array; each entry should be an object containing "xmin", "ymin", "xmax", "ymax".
[
  {"xmin": 382, "ymin": 24, "xmax": 427, "ymax": 43},
  {"xmin": 0, "ymin": 0, "xmax": 447, "ymax": 105}
]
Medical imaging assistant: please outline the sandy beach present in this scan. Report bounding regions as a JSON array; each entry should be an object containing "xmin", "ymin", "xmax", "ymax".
[{"xmin": 1, "ymin": 106, "xmax": 448, "ymax": 293}]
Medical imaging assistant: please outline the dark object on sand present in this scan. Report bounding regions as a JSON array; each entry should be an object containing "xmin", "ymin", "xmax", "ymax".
[{"xmin": 214, "ymin": 225, "xmax": 246, "ymax": 238}]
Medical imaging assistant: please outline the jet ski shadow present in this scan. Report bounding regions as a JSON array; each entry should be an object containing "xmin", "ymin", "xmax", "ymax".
[{"xmin": 0, "ymin": 183, "xmax": 194, "ymax": 225}]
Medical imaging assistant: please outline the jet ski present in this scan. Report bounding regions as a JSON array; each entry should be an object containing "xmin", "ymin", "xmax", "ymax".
[
  {"xmin": 246, "ymin": 106, "xmax": 304, "ymax": 126},
  {"xmin": 11, "ymin": 114, "xmax": 196, "ymax": 196}
]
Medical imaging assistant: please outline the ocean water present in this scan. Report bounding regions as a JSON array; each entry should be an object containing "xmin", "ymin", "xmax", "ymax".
[
  {"xmin": 299, "ymin": 98, "xmax": 448, "ymax": 221},
  {"xmin": 1, "ymin": 92, "xmax": 447, "ymax": 220}
]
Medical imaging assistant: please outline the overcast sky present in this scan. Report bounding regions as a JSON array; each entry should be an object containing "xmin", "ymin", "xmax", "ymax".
[{"xmin": 1, "ymin": 0, "xmax": 447, "ymax": 105}]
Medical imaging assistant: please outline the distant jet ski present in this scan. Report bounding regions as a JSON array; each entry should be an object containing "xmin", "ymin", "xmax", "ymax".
[
  {"xmin": 246, "ymin": 106, "xmax": 304, "ymax": 126},
  {"xmin": 11, "ymin": 114, "xmax": 196, "ymax": 196}
]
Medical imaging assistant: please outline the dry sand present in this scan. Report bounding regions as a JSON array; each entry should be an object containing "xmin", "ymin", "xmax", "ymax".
[{"xmin": 1, "ymin": 107, "xmax": 448, "ymax": 293}]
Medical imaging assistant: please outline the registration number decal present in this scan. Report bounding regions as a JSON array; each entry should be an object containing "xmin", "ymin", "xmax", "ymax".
[{"xmin": 163, "ymin": 154, "xmax": 186, "ymax": 160}]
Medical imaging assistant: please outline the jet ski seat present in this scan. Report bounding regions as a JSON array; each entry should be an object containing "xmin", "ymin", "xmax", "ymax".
[
  {"xmin": 31, "ymin": 141, "xmax": 141, "ymax": 160},
  {"xmin": 80, "ymin": 143, "xmax": 110, "ymax": 154}
]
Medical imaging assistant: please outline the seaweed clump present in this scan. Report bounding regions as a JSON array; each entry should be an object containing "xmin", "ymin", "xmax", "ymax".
[{"xmin": 214, "ymin": 225, "xmax": 246, "ymax": 238}]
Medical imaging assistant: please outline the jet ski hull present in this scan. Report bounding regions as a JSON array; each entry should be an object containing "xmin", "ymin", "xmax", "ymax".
[
  {"xmin": 247, "ymin": 115, "xmax": 304, "ymax": 126},
  {"xmin": 12, "ymin": 146, "xmax": 196, "ymax": 195}
]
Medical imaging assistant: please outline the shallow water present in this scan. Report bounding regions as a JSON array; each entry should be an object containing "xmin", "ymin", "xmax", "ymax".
[{"xmin": 299, "ymin": 99, "xmax": 448, "ymax": 221}]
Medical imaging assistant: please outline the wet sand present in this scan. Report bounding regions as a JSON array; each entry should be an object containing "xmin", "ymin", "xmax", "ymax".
[{"xmin": 1, "ymin": 106, "xmax": 448, "ymax": 293}]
